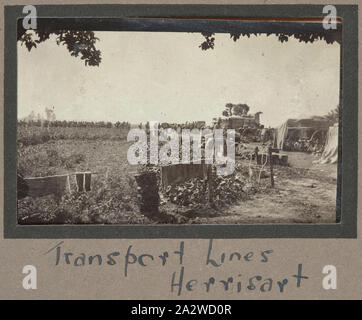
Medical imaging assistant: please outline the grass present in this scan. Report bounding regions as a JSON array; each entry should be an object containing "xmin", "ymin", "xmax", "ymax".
[
  {"xmin": 16, "ymin": 126, "xmax": 280, "ymax": 225},
  {"xmin": 17, "ymin": 126, "xmax": 145, "ymax": 224}
]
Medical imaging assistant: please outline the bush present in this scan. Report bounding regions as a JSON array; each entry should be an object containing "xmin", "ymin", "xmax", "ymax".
[{"xmin": 17, "ymin": 174, "xmax": 145, "ymax": 225}]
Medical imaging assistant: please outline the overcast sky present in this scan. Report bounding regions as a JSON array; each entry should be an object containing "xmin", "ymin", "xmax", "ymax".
[{"xmin": 18, "ymin": 31, "xmax": 340, "ymax": 127}]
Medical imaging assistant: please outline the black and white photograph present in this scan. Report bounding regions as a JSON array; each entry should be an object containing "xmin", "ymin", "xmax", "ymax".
[{"xmin": 17, "ymin": 18, "xmax": 341, "ymax": 225}]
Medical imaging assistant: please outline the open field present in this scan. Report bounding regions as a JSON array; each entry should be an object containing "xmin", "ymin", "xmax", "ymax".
[
  {"xmin": 17, "ymin": 124, "xmax": 129, "ymax": 146},
  {"xmin": 17, "ymin": 126, "xmax": 338, "ymax": 225}
]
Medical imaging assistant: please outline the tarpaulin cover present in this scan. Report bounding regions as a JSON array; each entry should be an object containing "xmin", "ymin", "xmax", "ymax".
[
  {"xmin": 273, "ymin": 118, "xmax": 330, "ymax": 150},
  {"xmin": 273, "ymin": 121, "xmax": 289, "ymax": 150},
  {"xmin": 318, "ymin": 124, "xmax": 339, "ymax": 164}
]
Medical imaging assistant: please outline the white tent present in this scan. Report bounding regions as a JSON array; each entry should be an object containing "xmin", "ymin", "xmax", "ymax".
[{"xmin": 318, "ymin": 123, "xmax": 339, "ymax": 164}]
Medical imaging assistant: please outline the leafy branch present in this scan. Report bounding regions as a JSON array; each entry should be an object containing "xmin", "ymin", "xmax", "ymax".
[
  {"xmin": 199, "ymin": 31, "xmax": 341, "ymax": 50},
  {"xmin": 19, "ymin": 30, "xmax": 101, "ymax": 67}
]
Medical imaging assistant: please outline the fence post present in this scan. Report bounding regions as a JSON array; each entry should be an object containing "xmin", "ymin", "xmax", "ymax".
[
  {"xmin": 268, "ymin": 146, "xmax": 275, "ymax": 187},
  {"xmin": 207, "ymin": 165, "xmax": 214, "ymax": 206}
]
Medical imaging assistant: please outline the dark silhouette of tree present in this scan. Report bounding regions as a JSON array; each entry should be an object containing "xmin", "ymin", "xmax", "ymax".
[
  {"xmin": 199, "ymin": 30, "xmax": 341, "ymax": 51},
  {"xmin": 323, "ymin": 105, "xmax": 340, "ymax": 124},
  {"xmin": 18, "ymin": 30, "xmax": 101, "ymax": 66},
  {"xmin": 224, "ymin": 103, "xmax": 233, "ymax": 116},
  {"xmin": 222, "ymin": 103, "xmax": 251, "ymax": 117},
  {"xmin": 233, "ymin": 104, "xmax": 250, "ymax": 116},
  {"xmin": 18, "ymin": 23, "xmax": 341, "ymax": 66}
]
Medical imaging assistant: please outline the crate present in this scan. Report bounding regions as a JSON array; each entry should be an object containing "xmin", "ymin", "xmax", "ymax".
[{"xmin": 256, "ymin": 152, "xmax": 288, "ymax": 166}]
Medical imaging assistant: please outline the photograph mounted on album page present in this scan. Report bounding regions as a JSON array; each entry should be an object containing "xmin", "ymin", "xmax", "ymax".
[{"xmin": 0, "ymin": 1, "xmax": 360, "ymax": 301}]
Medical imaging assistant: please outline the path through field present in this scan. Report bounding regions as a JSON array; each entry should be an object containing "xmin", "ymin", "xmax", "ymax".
[{"xmin": 203, "ymin": 151, "xmax": 337, "ymax": 224}]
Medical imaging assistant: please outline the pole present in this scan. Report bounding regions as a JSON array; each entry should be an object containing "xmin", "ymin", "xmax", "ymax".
[
  {"xmin": 207, "ymin": 165, "xmax": 214, "ymax": 206},
  {"xmin": 268, "ymin": 146, "xmax": 275, "ymax": 187}
]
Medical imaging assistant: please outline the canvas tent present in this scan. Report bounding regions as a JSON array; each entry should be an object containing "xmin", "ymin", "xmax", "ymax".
[
  {"xmin": 273, "ymin": 118, "xmax": 330, "ymax": 151},
  {"xmin": 317, "ymin": 123, "xmax": 339, "ymax": 164}
]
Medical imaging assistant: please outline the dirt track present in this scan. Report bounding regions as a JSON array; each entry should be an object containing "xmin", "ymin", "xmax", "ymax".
[{"xmin": 196, "ymin": 151, "xmax": 337, "ymax": 224}]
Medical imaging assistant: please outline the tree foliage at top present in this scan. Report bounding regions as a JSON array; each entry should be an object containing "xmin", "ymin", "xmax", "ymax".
[
  {"xmin": 199, "ymin": 30, "xmax": 341, "ymax": 51},
  {"xmin": 18, "ymin": 27, "xmax": 340, "ymax": 67},
  {"xmin": 19, "ymin": 30, "xmax": 101, "ymax": 66}
]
